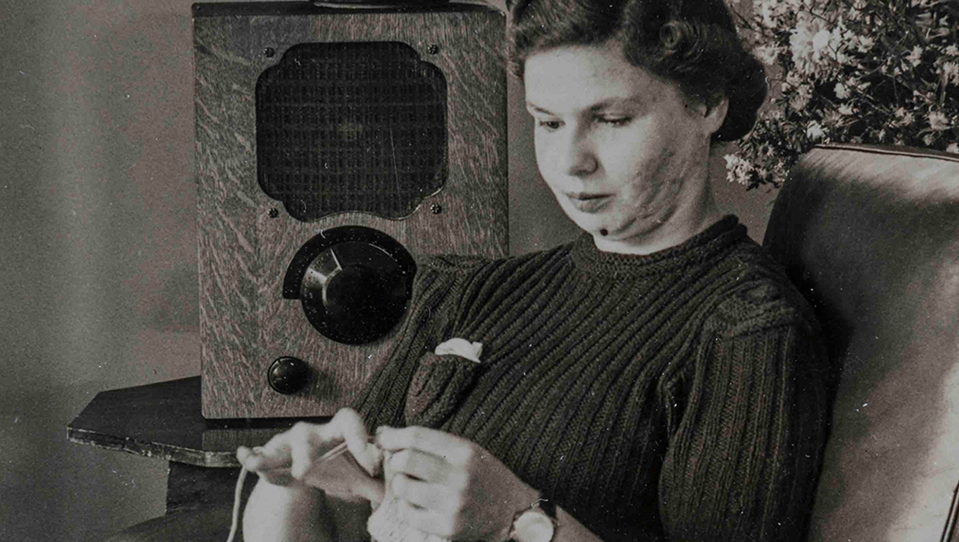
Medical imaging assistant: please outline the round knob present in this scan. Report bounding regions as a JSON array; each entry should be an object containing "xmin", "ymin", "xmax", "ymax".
[
  {"xmin": 267, "ymin": 356, "xmax": 312, "ymax": 395},
  {"xmin": 321, "ymin": 264, "xmax": 390, "ymax": 326},
  {"xmin": 286, "ymin": 227, "xmax": 416, "ymax": 345}
]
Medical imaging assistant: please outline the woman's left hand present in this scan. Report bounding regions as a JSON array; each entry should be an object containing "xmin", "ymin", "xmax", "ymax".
[{"xmin": 376, "ymin": 425, "xmax": 539, "ymax": 542}]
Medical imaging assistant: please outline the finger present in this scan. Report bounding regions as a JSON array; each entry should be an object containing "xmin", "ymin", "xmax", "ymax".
[
  {"xmin": 288, "ymin": 423, "xmax": 324, "ymax": 479},
  {"xmin": 254, "ymin": 430, "xmax": 296, "ymax": 464},
  {"xmin": 387, "ymin": 448, "xmax": 451, "ymax": 484},
  {"xmin": 236, "ymin": 446, "xmax": 255, "ymax": 465},
  {"xmin": 237, "ymin": 446, "xmax": 295, "ymax": 485},
  {"xmin": 376, "ymin": 426, "xmax": 472, "ymax": 468},
  {"xmin": 237, "ymin": 445, "xmax": 292, "ymax": 472},
  {"xmin": 326, "ymin": 408, "xmax": 381, "ymax": 476},
  {"xmin": 390, "ymin": 472, "xmax": 449, "ymax": 511},
  {"xmin": 354, "ymin": 473, "xmax": 386, "ymax": 504}
]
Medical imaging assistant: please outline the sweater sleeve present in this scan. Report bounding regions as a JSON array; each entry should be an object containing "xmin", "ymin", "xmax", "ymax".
[
  {"xmin": 351, "ymin": 255, "xmax": 484, "ymax": 431},
  {"xmin": 658, "ymin": 300, "xmax": 831, "ymax": 542}
]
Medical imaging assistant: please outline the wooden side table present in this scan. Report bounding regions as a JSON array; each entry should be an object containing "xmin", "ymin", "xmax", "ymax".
[{"xmin": 68, "ymin": 377, "xmax": 326, "ymax": 515}]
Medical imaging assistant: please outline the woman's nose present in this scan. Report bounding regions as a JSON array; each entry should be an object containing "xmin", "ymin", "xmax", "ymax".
[{"xmin": 559, "ymin": 129, "xmax": 598, "ymax": 177}]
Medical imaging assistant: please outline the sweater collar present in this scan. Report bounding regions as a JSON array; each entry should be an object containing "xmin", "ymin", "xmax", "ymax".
[{"xmin": 570, "ymin": 215, "xmax": 747, "ymax": 279}]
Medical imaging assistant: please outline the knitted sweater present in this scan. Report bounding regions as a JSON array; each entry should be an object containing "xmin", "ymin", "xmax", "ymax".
[{"xmin": 353, "ymin": 216, "xmax": 832, "ymax": 542}]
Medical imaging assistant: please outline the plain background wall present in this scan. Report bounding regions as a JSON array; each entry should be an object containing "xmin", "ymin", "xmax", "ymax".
[{"xmin": 0, "ymin": 0, "xmax": 777, "ymax": 540}]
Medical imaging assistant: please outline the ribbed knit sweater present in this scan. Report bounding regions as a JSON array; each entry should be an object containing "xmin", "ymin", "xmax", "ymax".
[{"xmin": 353, "ymin": 216, "xmax": 832, "ymax": 542}]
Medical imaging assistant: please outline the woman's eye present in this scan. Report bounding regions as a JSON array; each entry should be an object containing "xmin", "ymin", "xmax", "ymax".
[
  {"xmin": 596, "ymin": 116, "xmax": 631, "ymax": 127},
  {"xmin": 537, "ymin": 119, "xmax": 563, "ymax": 131}
]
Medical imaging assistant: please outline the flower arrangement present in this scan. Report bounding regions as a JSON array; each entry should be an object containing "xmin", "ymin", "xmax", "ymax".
[{"xmin": 725, "ymin": 0, "xmax": 959, "ymax": 189}]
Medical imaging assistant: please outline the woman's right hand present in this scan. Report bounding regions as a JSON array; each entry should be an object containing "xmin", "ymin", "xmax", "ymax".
[{"xmin": 236, "ymin": 408, "xmax": 385, "ymax": 503}]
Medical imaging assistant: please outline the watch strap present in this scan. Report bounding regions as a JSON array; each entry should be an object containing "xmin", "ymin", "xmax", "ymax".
[{"xmin": 534, "ymin": 497, "xmax": 557, "ymax": 520}]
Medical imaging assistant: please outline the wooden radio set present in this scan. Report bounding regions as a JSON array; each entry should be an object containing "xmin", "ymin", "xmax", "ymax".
[{"xmin": 193, "ymin": 1, "xmax": 508, "ymax": 418}]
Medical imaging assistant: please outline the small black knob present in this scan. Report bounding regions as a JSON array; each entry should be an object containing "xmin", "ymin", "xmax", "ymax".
[{"xmin": 267, "ymin": 356, "xmax": 311, "ymax": 395}]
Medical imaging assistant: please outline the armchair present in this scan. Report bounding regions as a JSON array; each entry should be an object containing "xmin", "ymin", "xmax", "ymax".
[{"xmin": 763, "ymin": 143, "xmax": 959, "ymax": 541}]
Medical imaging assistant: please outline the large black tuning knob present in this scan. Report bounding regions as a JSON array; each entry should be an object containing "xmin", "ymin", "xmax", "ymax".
[{"xmin": 283, "ymin": 226, "xmax": 416, "ymax": 345}]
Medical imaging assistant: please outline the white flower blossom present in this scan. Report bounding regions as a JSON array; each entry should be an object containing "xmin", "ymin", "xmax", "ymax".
[
  {"xmin": 835, "ymin": 82, "xmax": 850, "ymax": 99},
  {"xmin": 790, "ymin": 92, "xmax": 810, "ymax": 111},
  {"xmin": 838, "ymin": 103, "xmax": 855, "ymax": 116},
  {"xmin": 947, "ymin": 142, "xmax": 959, "ymax": 154},
  {"xmin": 759, "ymin": 0, "xmax": 787, "ymax": 28},
  {"xmin": 824, "ymin": 110, "xmax": 844, "ymax": 127},
  {"xmin": 806, "ymin": 121, "xmax": 824, "ymax": 140},
  {"xmin": 829, "ymin": 22, "xmax": 850, "ymax": 64},
  {"xmin": 928, "ymin": 111, "xmax": 950, "ymax": 131},
  {"xmin": 724, "ymin": 154, "xmax": 754, "ymax": 185},
  {"xmin": 945, "ymin": 45, "xmax": 959, "ymax": 57},
  {"xmin": 789, "ymin": 13, "xmax": 836, "ymax": 73},
  {"xmin": 755, "ymin": 45, "xmax": 779, "ymax": 66},
  {"xmin": 943, "ymin": 62, "xmax": 959, "ymax": 86},
  {"xmin": 789, "ymin": 28, "xmax": 814, "ymax": 61},
  {"xmin": 784, "ymin": 72, "xmax": 804, "ymax": 89},
  {"xmin": 906, "ymin": 46, "xmax": 923, "ymax": 67},
  {"xmin": 895, "ymin": 111, "xmax": 915, "ymax": 127},
  {"xmin": 813, "ymin": 29, "xmax": 832, "ymax": 55}
]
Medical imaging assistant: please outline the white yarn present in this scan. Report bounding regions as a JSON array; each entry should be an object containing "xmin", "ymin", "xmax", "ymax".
[{"xmin": 226, "ymin": 467, "xmax": 249, "ymax": 542}]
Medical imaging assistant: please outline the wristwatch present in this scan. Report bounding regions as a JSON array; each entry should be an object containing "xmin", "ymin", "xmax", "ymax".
[{"xmin": 508, "ymin": 497, "xmax": 557, "ymax": 542}]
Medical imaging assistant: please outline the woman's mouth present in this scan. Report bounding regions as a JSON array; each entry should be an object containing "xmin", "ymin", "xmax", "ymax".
[{"xmin": 567, "ymin": 193, "xmax": 611, "ymax": 213}]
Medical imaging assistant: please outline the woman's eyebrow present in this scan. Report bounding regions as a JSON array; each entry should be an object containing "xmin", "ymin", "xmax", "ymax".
[
  {"xmin": 590, "ymin": 96, "xmax": 644, "ymax": 110},
  {"xmin": 525, "ymin": 102, "xmax": 555, "ymax": 115},
  {"xmin": 525, "ymin": 97, "xmax": 640, "ymax": 115}
]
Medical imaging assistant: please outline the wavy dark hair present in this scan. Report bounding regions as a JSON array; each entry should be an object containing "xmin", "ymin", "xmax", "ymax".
[{"xmin": 508, "ymin": 0, "xmax": 767, "ymax": 142}]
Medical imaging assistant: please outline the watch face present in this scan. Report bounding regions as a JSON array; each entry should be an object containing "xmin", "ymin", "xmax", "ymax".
[{"xmin": 513, "ymin": 509, "xmax": 556, "ymax": 542}]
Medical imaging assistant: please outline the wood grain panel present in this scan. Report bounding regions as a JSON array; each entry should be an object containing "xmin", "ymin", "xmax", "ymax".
[{"xmin": 195, "ymin": 5, "xmax": 507, "ymax": 418}]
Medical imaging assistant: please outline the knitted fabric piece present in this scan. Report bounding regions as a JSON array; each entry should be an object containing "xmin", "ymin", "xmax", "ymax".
[
  {"xmin": 353, "ymin": 216, "xmax": 832, "ymax": 542},
  {"xmin": 367, "ymin": 494, "xmax": 449, "ymax": 542}
]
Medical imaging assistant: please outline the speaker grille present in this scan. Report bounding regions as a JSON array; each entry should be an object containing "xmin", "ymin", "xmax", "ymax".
[{"xmin": 256, "ymin": 42, "xmax": 448, "ymax": 221}]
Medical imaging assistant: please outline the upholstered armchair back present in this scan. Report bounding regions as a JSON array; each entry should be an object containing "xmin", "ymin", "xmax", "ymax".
[{"xmin": 763, "ymin": 144, "xmax": 959, "ymax": 541}]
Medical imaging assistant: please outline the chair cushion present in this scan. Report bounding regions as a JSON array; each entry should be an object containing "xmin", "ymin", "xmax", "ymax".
[{"xmin": 763, "ymin": 144, "xmax": 959, "ymax": 542}]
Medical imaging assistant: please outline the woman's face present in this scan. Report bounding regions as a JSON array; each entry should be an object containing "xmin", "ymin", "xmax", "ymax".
[{"xmin": 524, "ymin": 43, "xmax": 726, "ymax": 254}]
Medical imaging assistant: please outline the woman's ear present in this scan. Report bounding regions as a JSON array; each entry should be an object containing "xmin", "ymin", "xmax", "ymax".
[{"xmin": 702, "ymin": 95, "xmax": 729, "ymax": 137}]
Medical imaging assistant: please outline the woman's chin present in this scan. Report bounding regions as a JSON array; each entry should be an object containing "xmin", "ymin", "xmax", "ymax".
[
  {"xmin": 571, "ymin": 220, "xmax": 609, "ymax": 239},
  {"xmin": 562, "ymin": 210, "xmax": 608, "ymax": 236}
]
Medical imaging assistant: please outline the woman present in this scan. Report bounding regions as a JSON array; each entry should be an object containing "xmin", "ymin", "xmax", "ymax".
[{"xmin": 238, "ymin": 0, "xmax": 832, "ymax": 540}]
